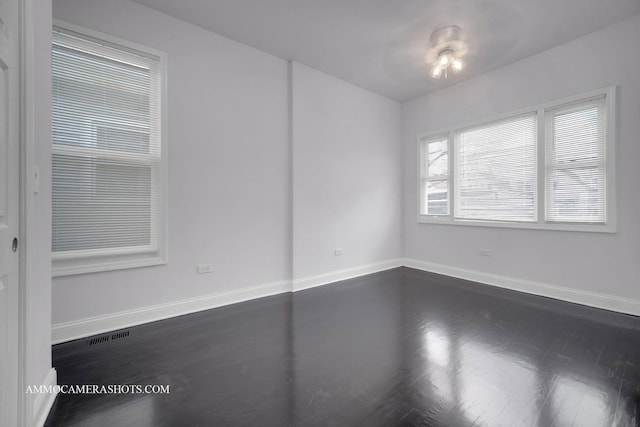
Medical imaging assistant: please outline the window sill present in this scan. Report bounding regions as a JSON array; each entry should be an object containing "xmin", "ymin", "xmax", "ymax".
[
  {"xmin": 53, "ymin": 252, "xmax": 167, "ymax": 277},
  {"xmin": 417, "ymin": 215, "xmax": 616, "ymax": 234}
]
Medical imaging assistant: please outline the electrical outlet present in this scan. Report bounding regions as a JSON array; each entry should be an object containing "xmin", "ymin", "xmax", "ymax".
[
  {"xmin": 479, "ymin": 248, "xmax": 491, "ymax": 257},
  {"xmin": 334, "ymin": 248, "xmax": 343, "ymax": 256},
  {"xmin": 196, "ymin": 264, "xmax": 212, "ymax": 274}
]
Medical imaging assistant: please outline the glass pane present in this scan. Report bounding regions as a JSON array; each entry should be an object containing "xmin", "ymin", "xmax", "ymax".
[
  {"xmin": 426, "ymin": 180, "xmax": 448, "ymax": 216},
  {"xmin": 547, "ymin": 166, "xmax": 604, "ymax": 222},
  {"xmin": 52, "ymin": 153, "xmax": 154, "ymax": 252},
  {"xmin": 427, "ymin": 140, "xmax": 448, "ymax": 178},
  {"xmin": 456, "ymin": 114, "xmax": 537, "ymax": 222},
  {"xmin": 553, "ymin": 105, "xmax": 603, "ymax": 164},
  {"xmin": 52, "ymin": 43, "xmax": 152, "ymax": 154}
]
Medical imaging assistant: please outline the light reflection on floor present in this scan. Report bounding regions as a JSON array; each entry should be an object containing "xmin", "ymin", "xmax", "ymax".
[{"xmin": 417, "ymin": 317, "xmax": 634, "ymax": 426}]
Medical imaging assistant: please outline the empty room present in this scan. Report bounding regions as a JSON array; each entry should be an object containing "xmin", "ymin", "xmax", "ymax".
[{"xmin": 2, "ymin": 0, "xmax": 640, "ymax": 425}]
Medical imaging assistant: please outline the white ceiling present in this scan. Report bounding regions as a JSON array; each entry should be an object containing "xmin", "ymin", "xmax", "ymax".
[{"xmin": 132, "ymin": 0, "xmax": 640, "ymax": 102}]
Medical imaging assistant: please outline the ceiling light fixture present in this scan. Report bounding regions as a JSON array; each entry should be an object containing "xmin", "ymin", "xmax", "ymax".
[{"xmin": 427, "ymin": 25, "xmax": 464, "ymax": 79}]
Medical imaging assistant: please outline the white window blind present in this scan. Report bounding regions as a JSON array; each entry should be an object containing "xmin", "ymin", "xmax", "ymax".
[
  {"xmin": 52, "ymin": 28, "xmax": 163, "ymax": 264},
  {"xmin": 421, "ymin": 136, "xmax": 449, "ymax": 216},
  {"xmin": 455, "ymin": 113, "xmax": 537, "ymax": 222},
  {"xmin": 545, "ymin": 97, "xmax": 606, "ymax": 223}
]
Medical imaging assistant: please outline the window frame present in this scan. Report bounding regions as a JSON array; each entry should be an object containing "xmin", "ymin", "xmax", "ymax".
[
  {"xmin": 417, "ymin": 86, "xmax": 616, "ymax": 233},
  {"xmin": 52, "ymin": 20, "xmax": 169, "ymax": 277}
]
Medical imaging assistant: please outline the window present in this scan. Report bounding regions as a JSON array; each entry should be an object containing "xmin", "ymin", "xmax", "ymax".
[
  {"xmin": 52, "ymin": 22, "xmax": 167, "ymax": 276},
  {"xmin": 418, "ymin": 88, "xmax": 615, "ymax": 232},
  {"xmin": 420, "ymin": 136, "xmax": 449, "ymax": 216},
  {"xmin": 545, "ymin": 97, "xmax": 607, "ymax": 223}
]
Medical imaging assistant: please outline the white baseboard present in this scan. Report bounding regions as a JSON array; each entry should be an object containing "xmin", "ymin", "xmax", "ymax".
[
  {"xmin": 52, "ymin": 257, "xmax": 640, "ymax": 345},
  {"xmin": 292, "ymin": 259, "xmax": 404, "ymax": 292},
  {"xmin": 52, "ymin": 260, "xmax": 406, "ymax": 344},
  {"xmin": 33, "ymin": 368, "xmax": 57, "ymax": 427},
  {"xmin": 403, "ymin": 258, "xmax": 640, "ymax": 317},
  {"xmin": 51, "ymin": 280, "xmax": 292, "ymax": 344}
]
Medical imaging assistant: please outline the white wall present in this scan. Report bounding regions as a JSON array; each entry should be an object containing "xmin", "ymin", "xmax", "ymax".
[
  {"xmin": 292, "ymin": 63, "xmax": 402, "ymax": 281},
  {"xmin": 52, "ymin": 0, "xmax": 291, "ymax": 324},
  {"xmin": 403, "ymin": 14, "xmax": 640, "ymax": 300},
  {"xmin": 51, "ymin": 0, "xmax": 403, "ymax": 330}
]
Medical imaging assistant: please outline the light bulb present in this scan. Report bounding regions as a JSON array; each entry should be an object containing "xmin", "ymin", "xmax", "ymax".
[
  {"xmin": 431, "ymin": 65, "xmax": 442, "ymax": 78},
  {"xmin": 439, "ymin": 53, "xmax": 450, "ymax": 66},
  {"xmin": 452, "ymin": 59, "xmax": 463, "ymax": 71}
]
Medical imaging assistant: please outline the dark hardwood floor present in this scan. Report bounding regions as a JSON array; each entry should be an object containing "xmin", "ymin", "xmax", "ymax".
[{"xmin": 46, "ymin": 267, "xmax": 640, "ymax": 426}]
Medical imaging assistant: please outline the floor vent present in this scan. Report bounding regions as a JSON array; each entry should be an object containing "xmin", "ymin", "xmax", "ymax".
[
  {"xmin": 86, "ymin": 330, "xmax": 131, "ymax": 347},
  {"xmin": 87, "ymin": 335, "xmax": 110, "ymax": 346},
  {"xmin": 111, "ymin": 331, "xmax": 130, "ymax": 341}
]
